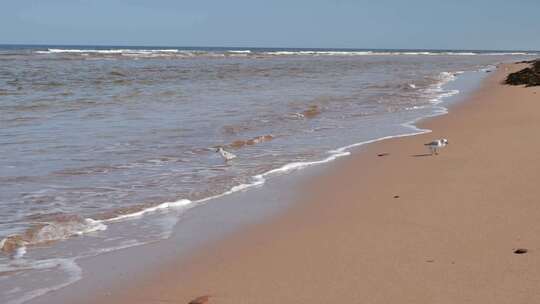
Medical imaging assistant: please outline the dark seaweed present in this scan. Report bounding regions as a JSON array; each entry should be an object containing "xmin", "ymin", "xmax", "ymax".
[{"xmin": 505, "ymin": 60, "xmax": 540, "ymax": 87}]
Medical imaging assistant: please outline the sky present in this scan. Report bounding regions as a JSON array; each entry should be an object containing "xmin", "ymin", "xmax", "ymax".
[{"xmin": 1, "ymin": 0, "xmax": 539, "ymax": 50}]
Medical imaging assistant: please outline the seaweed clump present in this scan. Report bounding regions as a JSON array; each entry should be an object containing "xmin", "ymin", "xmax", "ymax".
[{"xmin": 505, "ymin": 60, "xmax": 540, "ymax": 87}]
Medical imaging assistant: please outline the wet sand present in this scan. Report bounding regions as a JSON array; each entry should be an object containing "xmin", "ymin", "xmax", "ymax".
[{"xmin": 86, "ymin": 63, "xmax": 540, "ymax": 303}]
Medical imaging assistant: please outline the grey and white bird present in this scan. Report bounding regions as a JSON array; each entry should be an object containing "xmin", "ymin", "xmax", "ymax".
[
  {"xmin": 424, "ymin": 138, "xmax": 449, "ymax": 155},
  {"xmin": 216, "ymin": 147, "xmax": 237, "ymax": 161}
]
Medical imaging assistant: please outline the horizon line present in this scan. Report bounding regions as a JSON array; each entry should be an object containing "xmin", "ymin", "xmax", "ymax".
[{"xmin": 0, "ymin": 43, "xmax": 538, "ymax": 53}]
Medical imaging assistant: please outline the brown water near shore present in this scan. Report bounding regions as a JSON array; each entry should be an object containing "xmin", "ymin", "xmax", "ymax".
[{"xmin": 44, "ymin": 63, "xmax": 540, "ymax": 303}]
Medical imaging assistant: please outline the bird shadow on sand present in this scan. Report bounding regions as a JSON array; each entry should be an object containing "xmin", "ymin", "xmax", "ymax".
[{"xmin": 412, "ymin": 153, "xmax": 433, "ymax": 157}]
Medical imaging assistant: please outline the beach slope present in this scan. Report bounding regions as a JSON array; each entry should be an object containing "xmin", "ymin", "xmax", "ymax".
[{"xmin": 95, "ymin": 63, "xmax": 540, "ymax": 304}]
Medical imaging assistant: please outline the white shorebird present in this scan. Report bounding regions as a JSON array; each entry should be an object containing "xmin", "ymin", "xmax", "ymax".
[
  {"xmin": 424, "ymin": 138, "xmax": 449, "ymax": 155},
  {"xmin": 216, "ymin": 147, "xmax": 237, "ymax": 161}
]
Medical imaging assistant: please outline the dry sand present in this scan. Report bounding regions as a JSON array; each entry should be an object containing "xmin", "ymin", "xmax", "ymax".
[{"xmin": 94, "ymin": 63, "xmax": 540, "ymax": 304}]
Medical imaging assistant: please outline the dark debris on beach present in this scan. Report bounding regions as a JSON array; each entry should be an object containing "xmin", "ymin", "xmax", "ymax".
[
  {"xmin": 513, "ymin": 248, "xmax": 528, "ymax": 255},
  {"xmin": 505, "ymin": 60, "xmax": 540, "ymax": 87},
  {"xmin": 189, "ymin": 295, "xmax": 211, "ymax": 304}
]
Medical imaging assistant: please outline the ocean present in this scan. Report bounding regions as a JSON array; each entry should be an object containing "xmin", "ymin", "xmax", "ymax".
[{"xmin": 0, "ymin": 45, "xmax": 536, "ymax": 303}]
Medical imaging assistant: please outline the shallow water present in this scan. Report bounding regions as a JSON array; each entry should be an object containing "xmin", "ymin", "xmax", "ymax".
[{"xmin": 0, "ymin": 45, "xmax": 536, "ymax": 303}]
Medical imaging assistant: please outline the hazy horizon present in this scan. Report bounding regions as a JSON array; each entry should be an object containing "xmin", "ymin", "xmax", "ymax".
[{"xmin": 0, "ymin": 44, "xmax": 538, "ymax": 52}]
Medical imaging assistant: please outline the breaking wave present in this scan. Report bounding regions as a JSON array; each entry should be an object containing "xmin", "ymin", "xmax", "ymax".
[
  {"xmin": 36, "ymin": 48, "xmax": 181, "ymax": 54},
  {"xmin": 34, "ymin": 48, "xmax": 539, "ymax": 58},
  {"xmin": 1, "ymin": 215, "xmax": 106, "ymax": 257}
]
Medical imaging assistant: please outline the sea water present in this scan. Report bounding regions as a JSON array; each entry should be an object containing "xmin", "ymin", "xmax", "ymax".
[{"xmin": 0, "ymin": 45, "xmax": 536, "ymax": 303}]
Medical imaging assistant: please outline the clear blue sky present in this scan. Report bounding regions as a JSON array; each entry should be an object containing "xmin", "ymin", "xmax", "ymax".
[{"xmin": 1, "ymin": 0, "xmax": 539, "ymax": 50}]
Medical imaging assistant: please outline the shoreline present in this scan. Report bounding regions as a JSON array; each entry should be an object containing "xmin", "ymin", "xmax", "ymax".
[
  {"xmin": 0, "ymin": 58, "xmax": 470, "ymax": 258},
  {"xmin": 28, "ymin": 61, "xmax": 540, "ymax": 303},
  {"xmin": 104, "ymin": 63, "xmax": 540, "ymax": 303}
]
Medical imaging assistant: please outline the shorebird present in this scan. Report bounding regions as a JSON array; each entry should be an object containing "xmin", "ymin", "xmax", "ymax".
[
  {"xmin": 290, "ymin": 112, "xmax": 305, "ymax": 119},
  {"xmin": 216, "ymin": 147, "xmax": 237, "ymax": 161},
  {"xmin": 424, "ymin": 138, "xmax": 449, "ymax": 155}
]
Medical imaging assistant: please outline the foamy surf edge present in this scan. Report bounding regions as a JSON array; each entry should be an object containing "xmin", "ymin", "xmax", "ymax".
[
  {"xmin": 85, "ymin": 69, "xmax": 466, "ymax": 227},
  {"xmin": 0, "ymin": 68, "xmax": 465, "ymax": 259},
  {"xmin": 1, "ymin": 218, "xmax": 107, "ymax": 260}
]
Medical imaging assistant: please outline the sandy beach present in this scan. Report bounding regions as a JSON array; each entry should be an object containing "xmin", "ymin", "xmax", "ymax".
[{"xmin": 43, "ymin": 62, "xmax": 540, "ymax": 303}]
